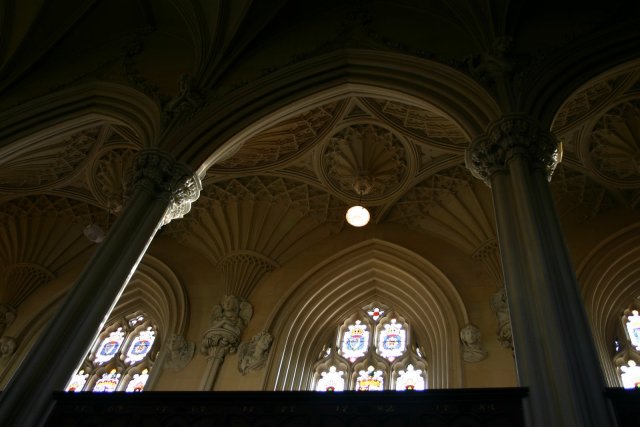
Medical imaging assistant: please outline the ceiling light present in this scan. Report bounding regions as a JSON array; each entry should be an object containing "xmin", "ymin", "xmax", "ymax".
[{"xmin": 346, "ymin": 205, "xmax": 370, "ymax": 227}]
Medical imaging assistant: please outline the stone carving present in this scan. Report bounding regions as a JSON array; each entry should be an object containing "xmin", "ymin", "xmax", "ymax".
[
  {"xmin": 125, "ymin": 149, "xmax": 201, "ymax": 226},
  {"xmin": 589, "ymin": 101, "xmax": 640, "ymax": 183},
  {"xmin": 553, "ymin": 74, "xmax": 626, "ymax": 131},
  {"xmin": 201, "ymin": 295, "xmax": 253, "ymax": 362},
  {"xmin": 0, "ymin": 128, "xmax": 98, "ymax": 192},
  {"xmin": 218, "ymin": 252, "xmax": 277, "ymax": 300},
  {"xmin": 0, "ymin": 305, "xmax": 17, "ymax": 336},
  {"xmin": 2, "ymin": 263, "xmax": 56, "ymax": 308},
  {"xmin": 323, "ymin": 124, "xmax": 409, "ymax": 201},
  {"xmin": 466, "ymin": 115, "xmax": 561, "ymax": 185},
  {"xmin": 0, "ymin": 336, "xmax": 16, "ymax": 362},
  {"xmin": 549, "ymin": 165, "xmax": 615, "ymax": 222},
  {"xmin": 164, "ymin": 334, "xmax": 195, "ymax": 372},
  {"xmin": 91, "ymin": 147, "xmax": 138, "ymax": 213},
  {"xmin": 215, "ymin": 101, "xmax": 341, "ymax": 170},
  {"xmin": 460, "ymin": 324, "xmax": 488, "ymax": 363},
  {"xmin": 163, "ymin": 73, "xmax": 205, "ymax": 125},
  {"xmin": 367, "ymin": 98, "xmax": 468, "ymax": 147},
  {"xmin": 238, "ymin": 331, "xmax": 273, "ymax": 375},
  {"xmin": 162, "ymin": 173, "xmax": 202, "ymax": 226},
  {"xmin": 490, "ymin": 288, "xmax": 514, "ymax": 351},
  {"xmin": 164, "ymin": 175, "xmax": 347, "ymax": 261}
]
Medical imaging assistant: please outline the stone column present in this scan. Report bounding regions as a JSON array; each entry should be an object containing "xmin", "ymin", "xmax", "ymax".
[
  {"xmin": 200, "ymin": 295, "xmax": 253, "ymax": 390},
  {"xmin": 0, "ymin": 149, "xmax": 201, "ymax": 427},
  {"xmin": 466, "ymin": 115, "xmax": 617, "ymax": 427}
]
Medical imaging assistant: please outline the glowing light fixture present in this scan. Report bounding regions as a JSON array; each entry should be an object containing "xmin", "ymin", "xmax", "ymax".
[
  {"xmin": 346, "ymin": 205, "xmax": 370, "ymax": 227},
  {"xmin": 346, "ymin": 174, "xmax": 372, "ymax": 227}
]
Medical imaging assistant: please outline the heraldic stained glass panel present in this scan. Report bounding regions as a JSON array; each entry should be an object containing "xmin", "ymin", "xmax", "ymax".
[
  {"xmin": 314, "ymin": 304, "xmax": 427, "ymax": 391},
  {"xmin": 341, "ymin": 320, "xmax": 369, "ymax": 362},
  {"xmin": 356, "ymin": 366, "xmax": 384, "ymax": 391},
  {"xmin": 65, "ymin": 313, "xmax": 158, "ymax": 393},
  {"xmin": 378, "ymin": 319, "xmax": 406, "ymax": 362},
  {"xmin": 395, "ymin": 364, "xmax": 425, "ymax": 390},
  {"xmin": 626, "ymin": 310, "xmax": 640, "ymax": 350},
  {"xmin": 316, "ymin": 366, "xmax": 346, "ymax": 392}
]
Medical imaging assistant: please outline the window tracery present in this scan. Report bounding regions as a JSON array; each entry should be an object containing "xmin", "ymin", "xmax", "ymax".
[
  {"xmin": 65, "ymin": 312, "xmax": 158, "ymax": 392},
  {"xmin": 614, "ymin": 303, "xmax": 640, "ymax": 389},
  {"xmin": 313, "ymin": 303, "xmax": 427, "ymax": 391}
]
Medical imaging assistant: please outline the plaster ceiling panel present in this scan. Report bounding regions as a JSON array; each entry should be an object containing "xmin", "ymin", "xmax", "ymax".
[
  {"xmin": 385, "ymin": 165, "xmax": 495, "ymax": 254},
  {"xmin": 165, "ymin": 176, "xmax": 347, "ymax": 265},
  {"xmin": 87, "ymin": 145, "xmax": 139, "ymax": 212},
  {"xmin": 588, "ymin": 100, "xmax": 640, "ymax": 186},
  {"xmin": 0, "ymin": 125, "xmax": 107, "ymax": 193},
  {"xmin": 211, "ymin": 101, "xmax": 344, "ymax": 173},
  {"xmin": 553, "ymin": 74, "xmax": 631, "ymax": 133},
  {"xmin": 365, "ymin": 98, "xmax": 468, "ymax": 150},
  {"xmin": 550, "ymin": 164, "xmax": 618, "ymax": 224},
  {"xmin": 319, "ymin": 123, "xmax": 414, "ymax": 205}
]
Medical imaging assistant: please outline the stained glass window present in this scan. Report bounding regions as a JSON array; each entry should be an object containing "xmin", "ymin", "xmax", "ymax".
[
  {"xmin": 395, "ymin": 364, "xmax": 425, "ymax": 391},
  {"xmin": 356, "ymin": 366, "xmax": 384, "ymax": 391},
  {"xmin": 65, "ymin": 370, "xmax": 88, "ymax": 392},
  {"xmin": 93, "ymin": 369, "xmax": 121, "ymax": 392},
  {"xmin": 341, "ymin": 320, "xmax": 369, "ymax": 362},
  {"xmin": 626, "ymin": 310, "xmax": 640, "ymax": 350},
  {"xmin": 316, "ymin": 366, "xmax": 345, "ymax": 392},
  {"xmin": 314, "ymin": 304, "xmax": 426, "ymax": 391},
  {"xmin": 94, "ymin": 328, "xmax": 125, "ymax": 365},
  {"xmin": 66, "ymin": 312, "xmax": 158, "ymax": 393},
  {"xmin": 620, "ymin": 360, "xmax": 640, "ymax": 389},
  {"xmin": 378, "ymin": 319, "xmax": 406, "ymax": 361},
  {"xmin": 125, "ymin": 369, "xmax": 150, "ymax": 392},
  {"xmin": 367, "ymin": 307, "xmax": 384, "ymax": 322},
  {"xmin": 125, "ymin": 327, "xmax": 156, "ymax": 364}
]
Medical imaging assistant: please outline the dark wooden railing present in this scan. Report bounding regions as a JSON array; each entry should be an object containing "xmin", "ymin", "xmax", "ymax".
[
  {"xmin": 47, "ymin": 388, "xmax": 527, "ymax": 426},
  {"xmin": 42, "ymin": 387, "xmax": 640, "ymax": 426}
]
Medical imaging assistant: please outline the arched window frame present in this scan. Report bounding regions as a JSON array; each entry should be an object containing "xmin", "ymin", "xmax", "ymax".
[
  {"xmin": 66, "ymin": 311, "xmax": 159, "ymax": 392},
  {"xmin": 313, "ymin": 303, "xmax": 428, "ymax": 391},
  {"xmin": 613, "ymin": 301, "xmax": 640, "ymax": 389}
]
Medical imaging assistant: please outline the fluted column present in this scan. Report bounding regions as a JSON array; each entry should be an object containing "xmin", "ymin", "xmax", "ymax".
[
  {"xmin": 466, "ymin": 115, "xmax": 617, "ymax": 427},
  {"xmin": 0, "ymin": 149, "xmax": 201, "ymax": 427}
]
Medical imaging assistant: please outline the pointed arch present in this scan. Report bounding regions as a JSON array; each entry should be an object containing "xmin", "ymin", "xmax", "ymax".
[
  {"xmin": 164, "ymin": 49, "xmax": 500, "ymax": 170},
  {"xmin": 578, "ymin": 222, "xmax": 640, "ymax": 385},
  {"xmin": 263, "ymin": 239, "xmax": 468, "ymax": 390},
  {"xmin": 0, "ymin": 82, "xmax": 160, "ymax": 153}
]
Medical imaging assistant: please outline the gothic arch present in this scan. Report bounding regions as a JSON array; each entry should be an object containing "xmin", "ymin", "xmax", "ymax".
[
  {"xmin": 263, "ymin": 239, "xmax": 468, "ymax": 391},
  {"xmin": 167, "ymin": 49, "xmax": 500, "ymax": 171},
  {"xmin": 0, "ymin": 82, "xmax": 160, "ymax": 152},
  {"xmin": 578, "ymin": 222, "xmax": 640, "ymax": 385},
  {"xmin": 524, "ymin": 28, "xmax": 640, "ymax": 126}
]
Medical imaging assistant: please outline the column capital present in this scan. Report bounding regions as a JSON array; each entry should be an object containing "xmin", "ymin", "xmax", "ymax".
[
  {"xmin": 466, "ymin": 114, "xmax": 562, "ymax": 185},
  {"xmin": 125, "ymin": 149, "xmax": 202, "ymax": 225}
]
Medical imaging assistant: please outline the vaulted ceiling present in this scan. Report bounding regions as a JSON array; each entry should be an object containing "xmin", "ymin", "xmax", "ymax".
[{"xmin": 0, "ymin": 0, "xmax": 638, "ymax": 307}]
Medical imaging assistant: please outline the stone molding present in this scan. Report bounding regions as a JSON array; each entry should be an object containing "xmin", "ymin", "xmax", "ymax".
[
  {"xmin": 125, "ymin": 149, "xmax": 201, "ymax": 226},
  {"xmin": 466, "ymin": 114, "xmax": 561, "ymax": 185}
]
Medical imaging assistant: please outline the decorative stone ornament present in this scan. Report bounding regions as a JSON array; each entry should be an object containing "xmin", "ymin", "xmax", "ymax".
[
  {"xmin": 238, "ymin": 331, "xmax": 273, "ymax": 375},
  {"xmin": 460, "ymin": 323, "xmax": 488, "ymax": 363},
  {"xmin": 490, "ymin": 288, "xmax": 514, "ymax": 351},
  {"xmin": 466, "ymin": 114, "xmax": 562, "ymax": 185},
  {"xmin": 164, "ymin": 334, "xmax": 195, "ymax": 372},
  {"xmin": 0, "ymin": 304, "xmax": 17, "ymax": 336},
  {"xmin": 0, "ymin": 336, "xmax": 16, "ymax": 363},
  {"xmin": 201, "ymin": 295, "xmax": 253, "ymax": 362},
  {"xmin": 125, "ymin": 149, "xmax": 202, "ymax": 226}
]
